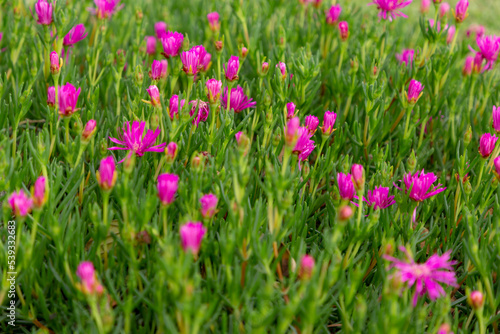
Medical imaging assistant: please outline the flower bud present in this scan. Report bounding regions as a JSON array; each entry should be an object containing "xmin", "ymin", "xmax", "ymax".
[
  {"xmin": 32, "ymin": 176, "xmax": 47, "ymax": 209},
  {"xmin": 464, "ymin": 126, "xmax": 472, "ymax": 146},
  {"xmin": 351, "ymin": 164, "xmax": 364, "ymax": 190},
  {"xmin": 180, "ymin": 221, "xmax": 207, "ymax": 256},
  {"xmin": 165, "ymin": 142, "xmax": 178, "ymax": 163},
  {"xmin": 96, "ymin": 156, "xmax": 117, "ymax": 191},
  {"xmin": 82, "ymin": 119, "xmax": 97, "ymax": 142},
  {"xmin": 215, "ymin": 40, "xmax": 224, "ymax": 53},
  {"xmin": 407, "ymin": 79, "xmax": 424, "ymax": 105},
  {"xmin": 407, "ymin": 149, "xmax": 417, "ymax": 172},
  {"xmin": 200, "ymin": 193, "xmax": 218, "ymax": 219},
  {"xmin": 50, "ymin": 51, "xmax": 61, "ymax": 75},
  {"xmin": 338, "ymin": 21, "xmax": 349, "ymax": 42},
  {"xmin": 240, "ymin": 46, "xmax": 248, "ymax": 59},
  {"xmin": 468, "ymin": 290, "xmax": 484, "ymax": 310},
  {"xmin": 285, "ymin": 117, "xmax": 300, "ymax": 147},
  {"xmin": 147, "ymin": 85, "xmax": 161, "ymax": 107},
  {"xmin": 8, "ymin": 190, "xmax": 33, "ymax": 217},
  {"xmin": 157, "ymin": 173, "xmax": 179, "ymax": 206},
  {"xmin": 299, "ymin": 255, "xmax": 315, "ymax": 280},
  {"xmin": 478, "ymin": 133, "xmax": 497, "ymax": 158},
  {"xmin": 261, "ymin": 62, "xmax": 270, "ymax": 75},
  {"xmin": 286, "ymin": 102, "xmax": 296, "ymax": 120},
  {"xmin": 338, "ymin": 205, "xmax": 353, "ymax": 222}
]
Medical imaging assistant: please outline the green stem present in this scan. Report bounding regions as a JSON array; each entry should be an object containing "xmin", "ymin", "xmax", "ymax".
[
  {"xmin": 64, "ymin": 117, "xmax": 70, "ymax": 146},
  {"xmin": 403, "ymin": 107, "xmax": 413, "ymax": 139},
  {"xmin": 475, "ymin": 160, "xmax": 485, "ymax": 192}
]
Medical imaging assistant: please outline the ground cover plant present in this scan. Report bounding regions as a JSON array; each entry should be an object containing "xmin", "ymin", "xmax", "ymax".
[{"xmin": 1, "ymin": 0, "xmax": 500, "ymax": 333}]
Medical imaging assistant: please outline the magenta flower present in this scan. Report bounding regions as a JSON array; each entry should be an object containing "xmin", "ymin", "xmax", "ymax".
[
  {"xmin": 453, "ymin": 0, "xmax": 469, "ymax": 23},
  {"xmin": 337, "ymin": 173, "xmax": 355, "ymax": 200},
  {"xmin": 82, "ymin": 119, "xmax": 97, "ymax": 141},
  {"xmin": 169, "ymin": 95, "xmax": 186, "ymax": 120},
  {"xmin": 351, "ymin": 164, "xmax": 364, "ymax": 189},
  {"xmin": 421, "ymin": 0, "xmax": 431, "ymax": 13},
  {"xmin": 161, "ymin": 31, "xmax": 184, "ymax": 58},
  {"xmin": 407, "ymin": 79, "xmax": 424, "ymax": 104},
  {"xmin": 338, "ymin": 21, "xmax": 349, "ymax": 41},
  {"xmin": 165, "ymin": 142, "xmax": 178, "ymax": 162},
  {"xmin": 33, "ymin": 176, "xmax": 47, "ymax": 209},
  {"xmin": 181, "ymin": 49, "xmax": 201, "ymax": 76},
  {"xmin": 321, "ymin": 111, "xmax": 337, "ymax": 136},
  {"xmin": 96, "ymin": 156, "xmax": 117, "ymax": 191},
  {"xmin": 494, "ymin": 157, "xmax": 500, "ymax": 178},
  {"xmin": 224, "ymin": 55, "xmax": 239, "ymax": 82},
  {"xmin": 108, "ymin": 121, "xmax": 166, "ymax": 161},
  {"xmin": 221, "ymin": 86, "xmax": 256, "ymax": 113},
  {"xmin": 395, "ymin": 170, "xmax": 446, "ymax": 202},
  {"xmin": 493, "ymin": 106, "xmax": 500, "ymax": 133},
  {"xmin": 58, "ymin": 83, "xmax": 81, "ymax": 117},
  {"xmin": 447, "ymin": 26, "xmax": 456, "ymax": 45},
  {"xmin": 467, "ymin": 25, "xmax": 485, "ymax": 39},
  {"xmin": 479, "ymin": 133, "xmax": 498, "ymax": 158},
  {"xmin": 235, "ymin": 132, "xmax": 243, "ymax": 144},
  {"xmin": 261, "ymin": 62, "xmax": 270, "ymax": 75},
  {"xmin": 439, "ymin": 2, "xmax": 450, "ymax": 18},
  {"xmin": 189, "ymin": 100, "xmax": 210, "ymax": 126},
  {"xmin": 63, "ymin": 24, "xmax": 88, "ymax": 46},
  {"xmin": 355, "ymin": 186, "xmax": 396, "ymax": 210},
  {"xmin": 469, "ymin": 291, "xmax": 484, "ymax": 309},
  {"xmin": 470, "ymin": 35, "xmax": 500, "ymax": 71},
  {"xmin": 384, "ymin": 247, "xmax": 457, "ymax": 306},
  {"xmin": 299, "ymin": 255, "xmax": 315, "ymax": 280},
  {"xmin": 157, "ymin": 173, "xmax": 179, "ymax": 205},
  {"xmin": 200, "ymin": 52, "xmax": 212, "ymax": 72},
  {"xmin": 47, "ymin": 86, "xmax": 56, "ymax": 107},
  {"xmin": 149, "ymin": 60, "xmax": 167, "ymax": 81},
  {"xmin": 368, "ymin": 0, "xmax": 412, "ymax": 21},
  {"xmin": 35, "ymin": 0, "xmax": 53, "ymax": 25},
  {"xmin": 326, "ymin": 5, "xmax": 342, "ymax": 25},
  {"xmin": 155, "ymin": 22, "xmax": 167, "ymax": 39},
  {"xmin": 180, "ymin": 222, "xmax": 207, "ymax": 256},
  {"xmin": 76, "ymin": 261, "xmax": 103, "ymax": 295},
  {"xmin": 50, "ymin": 51, "xmax": 60, "ymax": 74},
  {"xmin": 285, "ymin": 117, "xmax": 300, "ymax": 147},
  {"xmin": 147, "ymin": 85, "xmax": 161, "ymax": 107},
  {"xmin": 293, "ymin": 127, "xmax": 315, "ymax": 164},
  {"xmin": 396, "ymin": 49, "xmax": 415, "ymax": 66},
  {"xmin": 276, "ymin": 62, "xmax": 287, "ymax": 79},
  {"xmin": 200, "ymin": 193, "xmax": 218, "ymax": 219},
  {"xmin": 462, "ymin": 56, "xmax": 474, "ymax": 76},
  {"xmin": 304, "ymin": 115, "xmax": 319, "ymax": 135},
  {"xmin": 207, "ymin": 12, "xmax": 220, "ymax": 31},
  {"xmin": 145, "ymin": 36, "xmax": 157, "ymax": 55},
  {"xmin": 206, "ymin": 79, "xmax": 222, "ymax": 104},
  {"xmin": 90, "ymin": 0, "xmax": 122, "ymax": 19},
  {"xmin": 8, "ymin": 190, "xmax": 33, "ymax": 217},
  {"xmin": 286, "ymin": 102, "xmax": 296, "ymax": 120},
  {"xmin": 473, "ymin": 52, "xmax": 484, "ymax": 73}
]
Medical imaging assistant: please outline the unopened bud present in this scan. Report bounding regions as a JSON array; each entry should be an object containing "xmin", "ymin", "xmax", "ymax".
[
  {"xmin": 338, "ymin": 205, "xmax": 353, "ymax": 222},
  {"xmin": 468, "ymin": 291, "xmax": 484, "ymax": 310}
]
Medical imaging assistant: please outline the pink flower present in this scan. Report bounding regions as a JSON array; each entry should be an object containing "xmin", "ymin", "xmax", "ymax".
[
  {"xmin": 96, "ymin": 156, "xmax": 117, "ymax": 190},
  {"xmin": 235, "ymin": 132, "xmax": 243, "ymax": 144},
  {"xmin": 285, "ymin": 117, "xmax": 300, "ymax": 147},
  {"xmin": 351, "ymin": 164, "xmax": 364, "ymax": 189},
  {"xmin": 155, "ymin": 21, "xmax": 167, "ymax": 39},
  {"xmin": 76, "ymin": 261, "xmax": 103, "ymax": 295},
  {"xmin": 240, "ymin": 47, "xmax": 248, "ymax": 58},
  {"xmin": 35, "ymin": 0, "xmax": 53, "ymax": 25},
  {"xmin": 473, "ymin": 52, "xmax": 483, "ymax": 73},
  {"xmin": 286, "ymin": 102, "xmax": 296, "ymax": 120},
  {"xmin": 58, "ymin": 83, "xmax": 81, "ymax": 117},
  {"xmin": 337, "ymin": 173, "xmax": 355, "ymax": 200},
  {"xmin": 224, "ymin": 55, "xmax": 239, "ymax": 81},
  {"xmin": 293, "ymin": 127, "xmax": 315, "ymax": 164},
  {"xmin": 90, "ymin": 0, "xmax": 122, "ymax": 19},
  {"xmin": 462, "ymin": 56, "xmax": 474, "ymax": 76},
  {"xmin": 421, "ymin": 0, "xmax": 431, "ymax": 13},
  {"xmin": 180, "ymin": 222, "xmax": 207, "ymax": 256},
  {"xmin": 181, "ymin": 48, "xmax": 201, "ymax": 76},
  {"xmin": 321, "ymin": 111, "xmax": 337, "ymax": 136},
  {"xmin": 395, "ymin": 170, "xmax": 446, "ymax": 202},
  {"xmin": 161, "ymin": 31, "xmax": 184, "ymax": 58},
  {"xmin": 206, "ymin": 79, "xmax": 222, "ymax": 104},
  {"xmin": 261, "ymin": 62, "xmax": 270, "ymax": 75},
  {"xmin": 207, "ymin": 12, "xmax": 220, "ymax": 31},
  {"xmin": 108, "ymin": 121, "xmax": 166, "ymax": 161},
  {"xmin": 479, "ymin": 133, "xmax": 498, "ymax": 158},
  {"xmin": 453, "ymin": 0, "xmax": 469, "ymax": 23},
  {"xmin": 200, "ymin": 194, "xmax": 218, "ymax": 219},
  {"xmin": 147, "ymin": 85, "xmax": 161, "ymax": 107},
  {"xmin": 33, "ymin": 176, "xmax": 47, "ymax": 209},
  {"xmin": 355, "ymin": 186, "xmax": 396, "ymax": 210},
  {"xmin": 157, "ymin": 173, "xmax": 179, "ymax": 205},
  {"xmin": 221, "ymin": 86, "xmax": 256, "ymax": 113},
  {"xmin": 439, "ymin": 2, "xmax": 450, "ymax": 18},
  {"xmin": 338, "ymin": 21, "xmax": 349, "ymax": 41},
  {"xmin": 82, "ymin": 119, "xmax": 97, "ymax": 140},
  {"xmin": 189, "ymin": 100, "xmax": 210, "ymax": 126},
  {"xmin": 149, "ymin": 60, "xmax": 167, "ymax": 80},
  {"xmin": 63, "ymin": 24, "xmax": 88, "ymax": 46},
  {"xmin": 447, "ymin": 26, "xmax": 456, "ymax": 44},
  {"xmin": 326, "ymin": 5, "xmax": 342, "ymax": 25},
  {"xmin": 304, "ymin": 115, "xmax": 319, "ymax": 135},
  {"xmin": 368, "ymin": 0, "xmax": 412, "ymax": 21},
  {"xmin": 466, "ymin": 24, "xmax": 484, "ymax": 39},
  {"xmin": 396, "ymin": 49, "xmax": 415, "ymax": 66},
  {"xmin": 437, "ymin": 324, "xmax": 453, "ymax": 334},
  {"xmin": 47, "ymin": 86, "xmax": 56, "ymax": 107},
  {"xmin": 276, "ymin": 62, "xmax": 287, "ymax": 79},
  {"xmin": 384, "ymin": 247, "xmax": 457, "ymax": 306},
  {"xmin": 470, "ymin": 35, "xmax": 500, "ymax": 71},
  {"xmin": 50, "ymin": 51, "xmax": 60, "ymax": 74},
  {"xmin": 165, "ymin": 142, "xmax": 178, "ymax": 163},
  {"xmin": 469, "ymin": 291, "xmax": 484, "ymax": 309},
  {"xmin": 200, "ymin": 52, "xmax": 212, "ymax": 72},
  {"xmin": 493, "ymin": 106, "xmax": 500, "ymax": 133},
  {"xmin": 339, "ymin": 205, "xmax": 354, "ymax": 221},
  {"xmin": 407, "ymin": 79, "xmax": 424, "ymax": 104},
  {"xmin": 8, "ymin": 190, "xmax": 33, "ymax": 217},
  {"xmin": 169, "ymin": 95, "xmax": 186, "ymax": 120},
  {"xmin": 299, "ymin": 255, "xmax": 315, "ymax": 280},
  {"xmin": 145, "ymin": 36, "xmax": 156, "ymax": 55}
]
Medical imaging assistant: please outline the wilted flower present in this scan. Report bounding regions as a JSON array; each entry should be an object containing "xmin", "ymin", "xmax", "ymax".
[
  {"xmin": 8, "ymin": 190, "xmax": 33, "ymax": 217},
  {"xmin": 146, "ymin": 85, "xmax": 161, "ymax": 107},
  {"xmin": 337, "ymin": 172, "xmax": 355, "ymax": 200},
  {"xmin": 145, "ymin": 36, "xmax": 157, "ymax": 55},
  {"xmin": 58, "ymin": 83, "xmax": 81, "ymax": 117},
  {"xmin": 338, "ymin": 21, "xmax": 349, "ymax": 41},
  {"xmin": 221, "ymin": 86, "xmax": 256, "ymax": 113},
  {"xmin": 96, "ymin": 156, "xmax": 117, "ymax": 191},
  {"xmin": 35, "ymin": 0, "xmax": 53, "ymax": 25},
  {"xmin": 155, "ymin": 21, "xmax": 167, "ymax": 39},
  {"xmin": 326, "ymin": 5, "xmax": 342, "ymax": 25},
  {"xmin": 64, "ymin": 24, "xmax": 88, "ymax": 46},
  {"xmin": 108, "ymin": 121, "xmax": 166, "ymax": 161},
  {"xmin": 224, "ymin": 55, "xmax": 239, "ymax": 81},
  {"xmin": 189, "ymin": 100, "xmax": 210, "ymax": 126},
  {"xmin": 396, "ymin": 49, "xmax": 415, "ymax": 66},
  {"xmin": 200, "ymin": 194, "xmax": 218, "ymax": 219},
  {"xmin": 161, "ymin": 31, "xmax": 184, "ymax": 58},
  {"xmin": 368, "ymin": 0, "xmax": 412, "ymax": 21},
  {"xmin": 407, "ymin": 79, "xmax": 424, "ymax": 104},
  {"xmin": 478, "ymin": 133, "xmax": 498, "ymax": 158},
  {"xmin": 206, "ymin": 78, "xmax": 222, "ymax": 104},
  {"xmin": 384, "ymin": 247, "xmax": 457, "ymax": 306},
  {"xmin": 47, "ymin": 86, "xmax": 56, "ymax": 107},
  {"xmin": 76, "ymin": 261, "xmax": 104, "ymax": 295},
  {"xmin": 395, "ymin": 170, "xmax": 446, "ymax": 202},
  {"xmin": 299, "ymin": 255, "xmax": 315, "ymax": 280},
  {"xmin": 169, "ymin": 95, "xmax": 186, "ymax": 120},
  {"xmin": 157, "ymin": 173, "xmax": 179, "ymax": 205},
  {"xmin": 180, "ymin": 222, "xmax": 207, "ymax": 256},
  {"xmin": 82, "ymin": 120, "xmax": 97, "ymax": 141},
  {"xmin": 321, "ymin": 111, "xmax": 337, "ymax": 136},
  {"xmin": 453, "ymin": 0, "xmax": 469, "ymax": 23},
  {"xmin": 207, "ymin": 12, "xmax": 220, "ymax": 32},
  {"xmin": 33, "ymin": 176, "xmax": 47, "ymax": 209}
]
